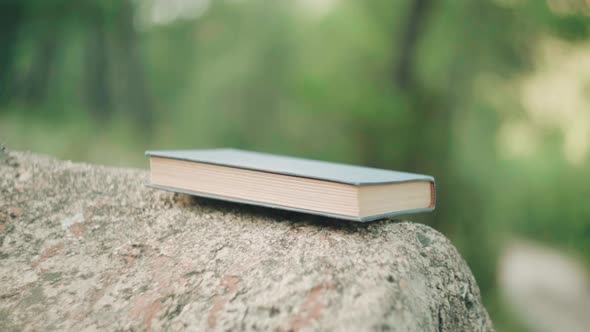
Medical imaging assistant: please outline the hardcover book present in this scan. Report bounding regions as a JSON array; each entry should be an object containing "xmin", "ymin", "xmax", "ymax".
[{"xmin": 145, "ymin": 148, "xmax": 435, "ymax": 222}]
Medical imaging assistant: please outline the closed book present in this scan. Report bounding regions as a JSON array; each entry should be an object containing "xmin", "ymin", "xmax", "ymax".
[{"xmin": 145, "ymin": 148, "xmax": 435, "ymax": 222}]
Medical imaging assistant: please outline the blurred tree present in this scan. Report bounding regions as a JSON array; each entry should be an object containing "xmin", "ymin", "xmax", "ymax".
[
  {"xmin": 394, "ymin": 0, "xmax": 432, "ymax": 89},
  {"xmin": 21, "ymin": 3, "xmax": 63, "ymax": 104},
  {"xmin": 0, "ymin": 0, "xmax": 153, "ymax": 132},
  {"xmin": 0, "ymin": 2, "xmax": 25, "ymax": 104},
  {"xmin": 112, "ymin": 0, "xmax": 154, "ymax": 132},
  {"xmin": 84, "ymin": 2, "xmax": 112, "ymax": 121}
]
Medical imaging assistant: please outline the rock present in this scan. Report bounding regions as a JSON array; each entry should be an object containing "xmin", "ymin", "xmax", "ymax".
[{"xmin": 0, "ymin": 150, "xmax": 494, "ymax": 331}]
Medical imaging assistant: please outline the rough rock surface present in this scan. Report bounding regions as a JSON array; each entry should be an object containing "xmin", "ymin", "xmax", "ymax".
[{"xmin": 0, "ymin": 149, "xmax": 494, "ymax": 331}]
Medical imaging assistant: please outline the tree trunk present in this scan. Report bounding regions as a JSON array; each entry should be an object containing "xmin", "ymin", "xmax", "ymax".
[
  {"xmin": 394, "ymin": 0, "xmax": 433, "ymax": 90},
  {"xmin": 114, "ymin": 0, "xmax": 153, "ymax": 134},
  {"xmin": 84, "ymin": 8, "xmax": 112, "ymax": 121},
  {"xmin": 0, "ymin": 2, "xmax": 24, "ymax": 105}
]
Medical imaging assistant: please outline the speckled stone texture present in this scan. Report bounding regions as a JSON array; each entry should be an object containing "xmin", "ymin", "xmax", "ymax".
[{"xmin": 0, "ymin": 149, "xmax": 493, "ymax": 331}]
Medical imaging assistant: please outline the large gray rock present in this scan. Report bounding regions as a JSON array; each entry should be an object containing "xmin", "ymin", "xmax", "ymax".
[{"xmin": 0, "ymin": 150, "xmax": 493, "ymax": 331}]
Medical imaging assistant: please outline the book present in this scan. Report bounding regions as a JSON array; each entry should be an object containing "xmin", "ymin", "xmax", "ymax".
[{"xmin": 145, "ymin": 148, "xmax": 435, "ymax": 222}]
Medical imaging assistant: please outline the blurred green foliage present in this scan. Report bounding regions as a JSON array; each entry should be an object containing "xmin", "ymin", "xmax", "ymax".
[{"xmin": 1, "ymin": 0, "xmax": 589, "ymax": 330}]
